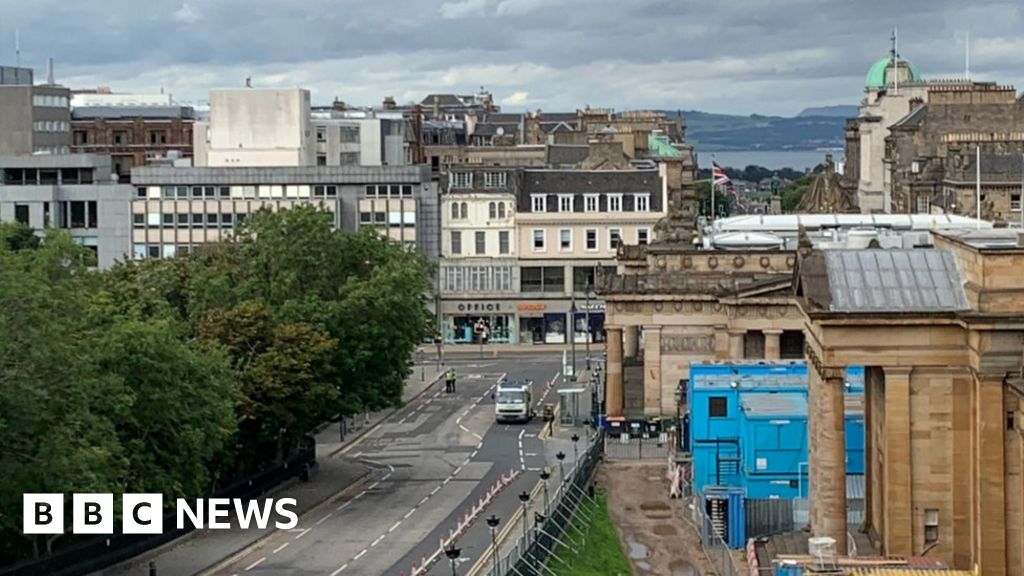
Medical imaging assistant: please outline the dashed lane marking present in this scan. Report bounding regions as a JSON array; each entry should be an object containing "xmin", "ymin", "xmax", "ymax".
[
  {"xmin": 244, "ymin": 557, "xmax": 266, "ymax": 571},
  {"xmin": 294, "ymin": 528, "xmax": 311, "ymax": 539},
  {"xmin": 329, "ymin": 563, "xmax": 348, "ymax": 575},
  {"xmin": 354, "ymin": 549, "xmax": 367, "ymax": 560},
  {"xmin": 371, "ymin": 535, "xmax": 385, "ymax": 547},
  {"xmin": 273, "ymin": 542, "xmax": 289, "ymax": 554},
  {"xmin": 389, "ymin": 521, "xmax": 401, "ymax": 533},
  {"xmin": 404, "ymin": 509, "xmax": 415, "ymax": 519},
  {"xmin": 317, "ymin": 513, "xmax": 333, "ymax": 525}
]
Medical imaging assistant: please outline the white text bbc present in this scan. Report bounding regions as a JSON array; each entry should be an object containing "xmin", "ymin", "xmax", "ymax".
[{"xmin": 23, "ymin": 494, "xmax": 298, "ymax": 535}]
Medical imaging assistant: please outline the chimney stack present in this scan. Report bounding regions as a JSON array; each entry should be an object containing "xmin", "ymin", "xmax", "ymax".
[{"xmin": 47, "ymin": 58, "xmax": 54, "ymax": 85}]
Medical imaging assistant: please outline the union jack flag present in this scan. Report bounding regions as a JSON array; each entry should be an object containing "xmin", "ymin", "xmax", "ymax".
[{"xmin": 712, "ymin": 161, "xmax": 731, "ymax": 187}]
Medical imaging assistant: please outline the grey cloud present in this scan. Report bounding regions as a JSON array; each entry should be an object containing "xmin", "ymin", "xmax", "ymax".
[{"xmin": 0, "ymin": 0, "xmax": 1021, "ymax": 115}]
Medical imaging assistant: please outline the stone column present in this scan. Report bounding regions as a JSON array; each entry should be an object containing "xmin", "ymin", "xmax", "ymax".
[
  {"xmin": 808, "ymin": 359, "xmax": 848, "ymax": 555},
  {"xmin": 713, "ymin": 324, "xmax": 730, "ymax": 360},
  {"xmin": 623, "ymin": 325, "xmax": 639, "ymax": 359},
  {"xmin": 764, "ymin": 329, "xmax": 783, "ymax": 360},
  {"xmin": 975, "ymin": 373, "xmax": 1007, "ymax": 576},
  {"xmin": 643, "ymin": 325, "xmax": 662, "ymax": 417},
  {"xmin": 605, "ymin": 326, "xmax": 624, "ymax": 417},
  {"xmin": 882, "ymin": 367, "xmax": 913, "ymax": 557},
  {"xmin": 728, "ymin": 329, "xmax": 746, "ymax": 360}
]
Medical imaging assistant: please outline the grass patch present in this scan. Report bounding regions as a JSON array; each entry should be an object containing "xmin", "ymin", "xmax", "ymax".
[{"xmin": 550, "ymin": 491, "xmax": 633, "ymax": 576}]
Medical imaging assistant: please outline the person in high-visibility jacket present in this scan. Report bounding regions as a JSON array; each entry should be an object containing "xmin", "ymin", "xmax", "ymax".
[{"xmin": 445, "ymin": 368, "xmax": 457, "ymax": 393}]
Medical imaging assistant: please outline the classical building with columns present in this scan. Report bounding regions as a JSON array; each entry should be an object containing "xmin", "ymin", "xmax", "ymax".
[{"xmin": 794, "ymin": 228, "xmax": 1024, "ymax": 575}]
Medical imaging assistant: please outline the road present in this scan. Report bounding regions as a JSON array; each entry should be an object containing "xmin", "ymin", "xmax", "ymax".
[{"xmin": 214, "ymin": 352, "xmax": 563, "ymax": 576}]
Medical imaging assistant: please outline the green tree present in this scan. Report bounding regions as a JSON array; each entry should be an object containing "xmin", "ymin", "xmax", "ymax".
[
  {"xmin": 0, "ymin": 222, "xmax": 41, "ymax": 251},
  {"xmin": 781, "ymin": 177, "xmax": 812, "ymax": 212},
  {"xmin": 697, "ymin": 181, "xmax": 735, "ymax": 217}
]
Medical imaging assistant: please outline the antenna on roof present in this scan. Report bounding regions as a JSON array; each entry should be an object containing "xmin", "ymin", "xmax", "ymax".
[
  {"xmin": 965, "ymin": 31, "xmax": 971, "ymax": 80},
  {"xmin": 14, "ymin": 28, "xmax": 20, "ymax": 68},
  {"xmin": 46, "ymin": 57, "xmax": 54, "ymax": 85},
  {"xmin": 245, "ymin": 76, "xmax": 252, "ymax": 88},
  {"xmin": 891, "ymin": 28, "xmax": 899, "ymax": 95}
]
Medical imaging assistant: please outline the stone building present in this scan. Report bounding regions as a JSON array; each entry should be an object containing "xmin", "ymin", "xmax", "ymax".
[
  {"xmin": 886, "ymin": 83, "xmax": 1024, "ymax": 219},
  {"xmin": 0, "ymin": 65, "xmax": 72, "ymax": 156},
  {"xmin": 71, "ymin": 105, "xmax": 195, "ymax": 180},
  {"xmin": 796, "ymin": 153, "xmax": 859, "ymax": 213},
  {"xmin": 795, "ymin": 228, "xmax": 1024, "ymax": 575}
]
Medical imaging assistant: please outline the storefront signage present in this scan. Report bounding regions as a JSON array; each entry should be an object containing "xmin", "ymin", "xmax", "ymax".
[
  {"xmin": 518, "ymin": 303, "xmax": 547, "ymax": 312},
  {"xmin": 577, "ymin": 302, "xmax": 606, "ymax": 312},
  {"xmin": 456, "ymin": 302, "xmax": 504, "ymax": 313}
]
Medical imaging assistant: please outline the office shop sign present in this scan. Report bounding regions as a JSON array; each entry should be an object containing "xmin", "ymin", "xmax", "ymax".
[{"xmin": 455, "ymin": 302, "xmax": 505, "ymax": 314}]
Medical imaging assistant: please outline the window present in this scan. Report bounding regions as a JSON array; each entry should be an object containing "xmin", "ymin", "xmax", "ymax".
[
  {"xmin": 450, "ymin": 202, "xmax": 460, "ymax": 220},
  {"xmin": 113, "ymin": 131, "xmax": 128, "ymax": 145},
  {"xmin": 521, "ymin": 266, "xmax": 565, "ymax": 293},
  {"xmin": 744, "ymin": 331, "xmax": 766, "ymax": 359},
  {"xmin": 162, "ymin": 213, "xmax": 175, "ymax": 226},
  {"xmin": 780, "ymin": 330, "xmax": 805, "ymax": 359},
  {"xmin": 497, "ymin": 202, "xmax": 506, "ymax": 218},
  {"xmin": 317, "ymin": 153, "xmax": 327, "ymax": 166},
  {"xmin": 911, "ymin": 161, "xmax": 921, "ymax": 174},
  {"xmin": 43, "ymin": 202, "xmax": 50, "ymax": 227},
  {"xmin": 584, "ymin": 194, "xmax": 599, "ymax": 212},
  {"xmin": 609, "ymin": 228, "xmax": 622, "ymax": 249},
  {"xmin": 148, "ymin": 245, "xmax": 160, "ymax": 258},
  {"xmin": 177, "ymin": 213, "xmax": 189, "ymax": 225},
  {"xmin": 14, "ymin": 204, "xmax": 29, "ymax": 225},
  {"xmin": 69, "ymin": 201, "xmax": 86, "ymax": 228},
  {"xmin": 573, "ymin": 266, "xmax": 596, "ymax": 292},
  {"xmin": 149, "ymin": 131, "xmax": 167, "ymax": 145},
  {"xmin": 709, "ymin": 397, "xmax": 728, "ymax": 418},
  {"xmin": 636, "ymin": 194, "xmax": 650, "ymax": 212},
  {"xmin": 316, "ymin": 126, "xmax": 327, "ymax": 142},
  {"xmin": 73, "ymin": 130, "xmax": 88, "ymax": 145},
  {"xmin": 460, "ymin": 202, "xmax": 468, "ymax": 219},
  {"xmin": 1012, "ymin": 193, "xmax": 1021, "ymax": 212},
  {"xmin": 559, "ymin": 229, "xmax": 572, "ymax": 250},
  {"xmin": 450, "ymin": 231, "xmax": 462, "ymax": 255},
  {"xmin": 136, "ymin": 187, "xmax": 147, "ymax": 198},
  {"xmin": 489, "ymin": 202, "xmax": 497, "ymax": 219},
  {"xmin": 452, "ymin": 172, "xmax": 472, "ymax": 188},
  {"xmin": 608, "ymin": 194, "xmax": 623, "ymax": 212},
  {"xmin": 924, "ymin": 509, "xmax": 939, "ymax": 544},
  {"xmin": 532, "ymin": 229, "xmax": 546, "ymax": 251},
  {"xmin": 484, "ymin": 172, "xmax": 507, "ymax": 188},
  {"xmin": 558, "ymin": 195, "xmax": 573, "ymax": 212},
  {"xmin": 360, "ymin": 212, "xmax": 372, "ymax": 224},
  {"xmin": 499, "ymin": 231, "xmax": 510, "ymax": 254},
  {"xmin": 87, "ymin": 201, "xmax": 98, "ymax": 228},
  {"xmin": 133, "ymin": 213, "xmax": 145, "ymax": 227},
  {"xmin": 219, "ymin": 187, "xmax": 230, "ymax": 198},
  {"xmin": 1008, "ymin": 411, "xmax": 1016, "ymax": 431},
  {"xmin": 340, "ymin": 152, "xmax": 360, "ymax": 165},
  {"xmin": 916, "ymin": 195, "xmax": 930, "ymax": 213},
  {"xmin": 192, "ymin": 213, "xmax": 203, "ymax": 226},
  {"xmin": 401, "ymin": 185, "xmax": 412, "ymax": 197},
  {"xmin": 637, "ymin": 228, "xmax": 650, "ymax": 245},
  {"xmin": 585, "ymin": 229, "xmax": 598, "ymax": 251},
  {"xmin": 531, "ymin": 195, "xmax": 546, "ymax": 212},
  {"xmin": 475, "ymin": 231, "xmax": 486, "ymax": 255},
  {"xmin": 339, "ymin": 126, "xmax": 360, "ymax": 143},
  {"xmin": 206, "ymin": 213, "xmax": 218, "ymax": 225}
]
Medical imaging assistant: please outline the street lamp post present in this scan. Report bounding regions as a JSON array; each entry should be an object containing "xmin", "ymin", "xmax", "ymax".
[
  {"xmin": 486, "ymin": 515, "xmax": 501, "ymax": 576},
  {"xmin": 571, "ymin": 433, "xmax": 580, "ymax": 467},
  {"xmin": 539, "ymin": 469, "xmax": 551, "ymax": 514},
  {"xmin": 436, "ymin": 256, "xmax": 444, "ymax": 371},
  {"xmin": 569, "ymin": 294, "xmax": 577, "ymax": 381},
  {"xmin": 585, "ymin": 282, "xmax": 592, "ymax": 371},
  {"xmin": 555, "ymin": 451, "xmax": 566, "ymax": 485},
  {"xmin": 518, "ymin": 491, "xmax": 531, "ymax": 560},
  {"xmin": 444, "ymin": 544, "xmax": 461, "ymax": 576}
]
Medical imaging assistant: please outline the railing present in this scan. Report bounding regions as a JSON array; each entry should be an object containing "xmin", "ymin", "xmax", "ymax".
[
  {"xmin": 603, "ymin": 432, "xmax": 672, "ymax": 460},
  {"xmin": 0, "ymin": 438, "xmax": 316, "ymax": 576},
  {"xmin": 487, "ymin": 430, "xmax": 604, "ymax": 576},
  {"xmin": 689, "ymin": 491, "xmax": 747, "ymax": 576}
]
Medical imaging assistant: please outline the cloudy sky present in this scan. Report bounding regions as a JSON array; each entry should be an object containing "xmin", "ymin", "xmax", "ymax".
[{"xmin": 2, "ymin": 0, "xmax": 1022, "ymax": 116}]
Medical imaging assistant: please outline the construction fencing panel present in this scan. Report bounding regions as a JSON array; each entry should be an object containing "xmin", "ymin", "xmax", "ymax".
[
  {"xmin": 745, "ymin": 498, "xmax": 797, "ymax": 538},
  {"xmin": 602, "ymin": 432, "xmax": 672, "ymax": 460}
]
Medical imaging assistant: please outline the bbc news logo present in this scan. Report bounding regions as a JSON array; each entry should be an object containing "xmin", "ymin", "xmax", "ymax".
[{"xmin": 23, "ymin": 494, "xmax": 298, "ymax": 535}]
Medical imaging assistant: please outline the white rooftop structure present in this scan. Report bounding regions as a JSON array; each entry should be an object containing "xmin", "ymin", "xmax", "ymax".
[
  {"xmin": 72, "ymin": 93, "xmax": 173, "ymax": 108},
  {"xmin": 710, "ymin": 213, "xmax": 993, "ymax": 233}
]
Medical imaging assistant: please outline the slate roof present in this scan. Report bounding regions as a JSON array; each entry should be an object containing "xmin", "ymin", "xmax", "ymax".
[
  {"xmin": 72, "ymin": 106, "xmax": 196, "ymax": 120},
  {"xmin": 521, "ymin": 169, "xmax": 659, "ymax": 196},
  {"xmin": 889, "ymin": 104, "xmax": 927, "ymax": 130},
  {"xmin": 545, "ymin": 144, "xmax": 589, "ymax": 166},
  {"xmin": 804, "ymin": 249, "xmax": 969, "ymax": 313},
  {"xmin": 958, "ymin": 153, "xmax": 1024, "ymax": 182}
]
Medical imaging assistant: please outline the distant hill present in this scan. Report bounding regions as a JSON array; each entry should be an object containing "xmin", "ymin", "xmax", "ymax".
[
  {"xmin": 797, "ymin": 105, "xmax": 858, "ymax": 118},
  {"xmin": 666, "ymin": 108, "xmax": 852, "ymax": 152}
]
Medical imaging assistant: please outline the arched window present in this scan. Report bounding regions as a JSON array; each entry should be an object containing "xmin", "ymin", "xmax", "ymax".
[
  {"xmin": 451, "ymin": 202, "xmax": 459, "ymax": 220},
  {"xmin": 498, "ymin": 202, "xmax": 506, "ymax": 218},
  {"xmin": 460, "ymin": 202, "xmax": 468, "ymax": 219},
  {"xmin": 489, "ymin": 202, "xmax": 497, "ymax": 219}
]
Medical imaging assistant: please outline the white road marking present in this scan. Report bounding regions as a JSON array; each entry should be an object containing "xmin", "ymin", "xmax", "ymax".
[
  {"xmin": 443, "ymin": 477, "xmax": 451, "ymax": 485},
  {"xmin": 317, "ymin": 513, "xmax": 333, "ymax": 525},
  {"xmin": 477, "ymin": 441, "xmax": 484, "ymax": 449},
  {"xmin": 244, "ymin": 557, "xmax": 266, "ymax": 571},
  {"xmin": 420, "ymin": 496, "xmax": 429, "ymax": 505},
  {"xmin": 389, "ymin": 521, "xmax": 401, "ymax": 533},
  {"xmin": 367, "ymin": 481, "xmax": 380, "ymax": 490},
  {"xmin": 518, "ymin": 429, "xmax": 525, "ymax": 440},
  {"xmin": 294, "ymin": 528, "xmax": 312, "ymax": 539},
  {"xmin": 354, "ymin": 549, "xmax": 367, "ymax": 560},
  {"xmin": 330, "ymin": 564, "xmax": 348, "ymax": 575},
  {"xmin": 454, "ymin": 465, "xmax": 463, "ymax": 475},
  {"xmin": 354, "ymin": 490, "xmax": 367, "ymax": 500},
  {"xmin": 371, "ymin": 535, "xmax": 385, "ymax": 547},
  {"xmin": 471, "ymin": 450, "xmax": 478, "ymax": 459},
  {"xmin": 431, "ymin": 486, "xmax": 441, "ymax": 495},
  {"xmin": 273, "ymin": 542, "xmax": 290, "ymax": 554},
  {"xmin": 336, "ymin": 500, "xmax": 351, "ymax": 511},
  {"xmin": 525, "ymin": 452, "xmax": 538, "ymax": 457},
  {"xmin": 352, "ymin": 452, "xmax": 362, "ymax": 458},
  {"xmin": 525, "ymin": 433, "xmax": 538, "ymax": 438},
  {"xmin": 404, "ymin": 509, "xmax": 415, "ymax": 519}
]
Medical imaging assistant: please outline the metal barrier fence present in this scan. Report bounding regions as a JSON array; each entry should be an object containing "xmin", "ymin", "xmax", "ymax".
[
  {"xmin": 745, "ymin": 497, "xmax": 865, "ymax": 540},
  {"xmin": 602, "ymin": 432, "xmax": 672, "ymax": 460},
  {"xmin": 487, "ymin": 430, "xmax": 604, "ymax": 576},
  {"xmin": 0, "ymin": 438, "xmax": 317, "ymax": 576},
  {"xmin": 690, "ymin": 491, "xmax": 747, "ymax": 576}
]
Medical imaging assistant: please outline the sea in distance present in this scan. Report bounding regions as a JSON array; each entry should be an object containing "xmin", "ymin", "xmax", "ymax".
[{"xmin": 696, "ymin": 149, "xmax": 844, "ymax": 172}]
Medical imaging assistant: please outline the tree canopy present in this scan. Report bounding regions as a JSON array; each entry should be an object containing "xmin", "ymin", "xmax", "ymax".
[{"xmin": 0, "ymin": 208, "xmax": 432, "ymax": 564}]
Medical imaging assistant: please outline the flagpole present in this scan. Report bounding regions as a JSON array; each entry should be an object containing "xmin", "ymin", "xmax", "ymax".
[
  {"xmin": 976, "ymin": 144, "xmax": 981, "ymax": 229},
  {"xmin": 711, "ymin": 156, "xmax": 717, "ymax": 225}
]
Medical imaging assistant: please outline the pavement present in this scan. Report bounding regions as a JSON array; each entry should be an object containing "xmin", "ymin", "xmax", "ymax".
[{"xmin": 94, "ymin": 363, "xmax": 446, "ymax": 576}]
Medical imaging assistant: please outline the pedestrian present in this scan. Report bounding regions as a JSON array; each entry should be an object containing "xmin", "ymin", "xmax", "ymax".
[{"xmin": 450, "ymin": 368, "xmax": 457, "ymax": 393}]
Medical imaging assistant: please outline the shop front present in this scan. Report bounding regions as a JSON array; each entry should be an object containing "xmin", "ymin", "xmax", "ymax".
[
  {"xmin": 573, "ymin": 301, "xmax": 606, "ymax": 343},
  {"xmin": 442, "ymin": 301, "xmax": 516, "ymax": 344}
]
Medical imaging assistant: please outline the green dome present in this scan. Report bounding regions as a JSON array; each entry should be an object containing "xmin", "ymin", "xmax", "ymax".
[{"xmin": 866, "ymin": 56, "xmax": 922, "ymax": 89}]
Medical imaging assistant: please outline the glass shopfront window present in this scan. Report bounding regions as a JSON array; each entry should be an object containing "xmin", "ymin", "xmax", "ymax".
[{"xmin": 446, "ymin": 314, "xmax": 514, "ymax": 344}]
